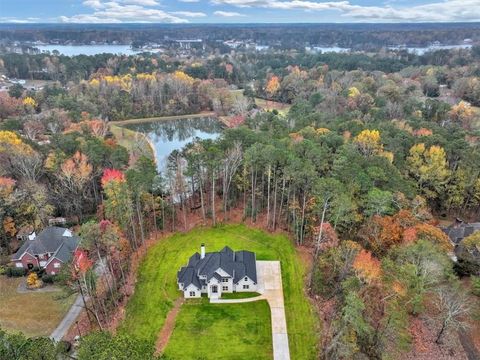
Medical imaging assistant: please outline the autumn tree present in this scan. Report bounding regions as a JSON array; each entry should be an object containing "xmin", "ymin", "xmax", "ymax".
[
  {"xmin": 101, "ymin": 169, "xmax": 136, "ymax": 247},
  {"xmin": 266, "ymin": 75, "xmax": 280, "ymax": 100},
  {"xmin": 448, "ymin": 100, "xmax": 475, "ymax": 129},
  {"xmin": 353, "ymin": 129, "xmax": 383, "ymax": 157},
  {"xmin": 407, "ymin": 143, "xmax": 450, "ymax": 200}
]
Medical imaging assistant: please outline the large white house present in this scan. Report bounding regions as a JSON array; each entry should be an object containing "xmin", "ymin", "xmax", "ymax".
[{"xmin": 177, "ymin": 244, "xmax": 257, "ymax": 299}]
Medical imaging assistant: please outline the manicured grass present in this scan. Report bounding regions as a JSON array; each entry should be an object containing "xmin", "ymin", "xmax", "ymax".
[
  {"xmin": 0, "ymin": 276, "xmax": 76, "ymax": 337},
  {"xmin": 221, "ymin": 292, "xmax": 261, "ymax": 299},
  {"xmin": 121, "ymin": 224, "xmax": 318, "ymax": 360},
  {"xmin": 164, "ymin": 298, "xmax": 272, "ymax": 360}
]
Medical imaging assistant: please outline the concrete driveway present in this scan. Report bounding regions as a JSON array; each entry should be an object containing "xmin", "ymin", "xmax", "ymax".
[{"xmin": 211, "ymin": 260, "xmax": 290, "ymax": 360}]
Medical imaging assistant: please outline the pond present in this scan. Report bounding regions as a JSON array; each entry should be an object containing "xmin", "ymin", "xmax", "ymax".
[{"xmin": 125, "ymin": 116, "xmax": 223, "ymax": 174}]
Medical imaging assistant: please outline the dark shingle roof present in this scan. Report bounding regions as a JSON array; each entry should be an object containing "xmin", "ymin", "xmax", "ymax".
[
  {"xmin": 12, "ymin": 226, "xmax": 80, "ymax": 261},
  {"xmin": 234, "ymin": 250, "xmax": 257, "ymax": 283},
  {"xmin": 177, "ymin": 246, "xmax": 257, "ymax": 289},
  {"xmin": 443, "ymin": 223, "xmax": 480, "ymax": 244}
]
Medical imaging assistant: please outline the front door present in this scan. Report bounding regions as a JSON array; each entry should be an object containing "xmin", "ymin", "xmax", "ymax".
[
  {"xmin": 211, "ymin": 285, "xmax": 218, "ymax": 294},
  {"xmin": 27, "ymin": 263, "xmax": 34, "ymax": 270}
]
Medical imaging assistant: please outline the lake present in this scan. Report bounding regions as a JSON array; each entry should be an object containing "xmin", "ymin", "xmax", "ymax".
[
  {"xmin": 125, "ymin": 116, "xmax": 223, "ymax": 173},
  {"xmin": 34, "ymin": 44, "xmax": 147, "ymax": 56}
]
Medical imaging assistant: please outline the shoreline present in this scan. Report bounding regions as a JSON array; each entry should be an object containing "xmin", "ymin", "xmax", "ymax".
[{"xmin": 110, "ymin": 112, "xmax": 216, "ymax": 126}]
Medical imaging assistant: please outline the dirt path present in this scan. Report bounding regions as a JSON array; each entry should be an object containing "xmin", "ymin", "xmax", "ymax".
[{"xmin": 154, "ymin": 297, "xmax": 185, "ymax": 356}]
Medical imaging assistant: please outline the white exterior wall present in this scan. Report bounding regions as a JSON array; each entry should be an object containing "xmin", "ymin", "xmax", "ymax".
[
  {"xmin": 235, "ymin": 276, "xmax": 257, "ymax": 292},
  {"xmin": 184, "ymin": 284, "xmax": 201, "ymax": 298},
  {"xmin": 207, "ymin": 277, "xmax": 222, "ymax": 299},
  {"xmin": 220, "ymin": 277, "xmax": 233, "ymax": 293}
]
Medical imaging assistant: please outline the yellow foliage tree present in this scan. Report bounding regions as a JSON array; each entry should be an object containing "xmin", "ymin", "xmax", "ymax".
[
  {"xmin": 22, "ymin": 96, "xmax": 36, "ymax": 108},
  {"xmin": 26, "ymin": 272, "xmax": 43, "ymax": 289},
  {"xmin": 407, "ymin": 143, "xmax": 450, "ymax": 199},
  {"xmin": 353, "ymin": 129, "xmax": 383, "ymax": 156},
  {"xmin": 348, "ymin": 86, "xmax": 360, "ymax": 98},
  {"xmin": 449, "ymin": 100, "xmax": 475, "ymax": 128},
  {"xmin": 173, "ymin": 71, "xmax": 194, "ymax": 85}
]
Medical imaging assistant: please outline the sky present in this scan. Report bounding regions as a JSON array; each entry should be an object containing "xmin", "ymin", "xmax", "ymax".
[{"xmin": 0, "ymin": 0, "xmax": 479, "ymax": 24}]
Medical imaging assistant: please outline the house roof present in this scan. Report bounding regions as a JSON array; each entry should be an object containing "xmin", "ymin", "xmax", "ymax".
[
  {"xmin": 442, "ymin": 223, "xmax": 480, "ymax": 244},
  {"xmin": 12, "ymin": 226, "xmax": 80, "ymax": 262},
  {"xmin": 177, "ymin": 246, "xmax": 257, "ymax": 289}
]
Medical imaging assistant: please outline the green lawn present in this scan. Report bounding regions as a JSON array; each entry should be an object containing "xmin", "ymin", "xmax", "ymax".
[
  {"xmin": 164, "ymin": 298, "xmax": 272, "ymax": 360},
  {"xmin": 120, "ymin": 224, "xmax": 318, "ymax": 360},
  {"xmin": 0, "ymin": 276, "xmax": 76, "ymax": 337}
]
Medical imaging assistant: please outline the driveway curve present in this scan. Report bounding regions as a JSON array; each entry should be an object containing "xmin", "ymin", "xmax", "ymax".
[{"xmin": 211, "ymin": 260, "xmax": 290, "ymax": 360}]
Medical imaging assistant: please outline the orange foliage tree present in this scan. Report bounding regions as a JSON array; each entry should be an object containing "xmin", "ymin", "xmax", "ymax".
[
  {"xmin": 353, "ymin": 249, "xmax": 382, "ymax": 283},
  {"xmin": 266, "ymin": 75, "xmax": 280, "ymax": 99}
]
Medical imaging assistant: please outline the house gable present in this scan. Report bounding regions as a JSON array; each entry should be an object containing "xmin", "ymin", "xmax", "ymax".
[{"xmin": 177, "ymin": 245, "xmax": 257, "ymax": 298}]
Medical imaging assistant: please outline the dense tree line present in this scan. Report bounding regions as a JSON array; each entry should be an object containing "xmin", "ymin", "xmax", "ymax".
[
  {"xmin": 1, "ymin": 23, "xmax": 479, "ymax": 49},
  {"xmin": 1, "ymin": 45, "xmax": 480, "ymax": 359}
]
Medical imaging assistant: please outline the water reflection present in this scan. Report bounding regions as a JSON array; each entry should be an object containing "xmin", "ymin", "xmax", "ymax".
[{"xmin": 126, "ymin": 116, "xmax": 223, "ymax": 173}]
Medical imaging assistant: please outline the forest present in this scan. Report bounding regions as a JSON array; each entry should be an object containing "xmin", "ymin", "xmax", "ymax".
[
  {"xmin": 1, "ymin": 23, "xmax": 480, "ymax": 49},
  {"xmin": 0, "ymin": 42, "xmax": 480, "ymax": 359}
]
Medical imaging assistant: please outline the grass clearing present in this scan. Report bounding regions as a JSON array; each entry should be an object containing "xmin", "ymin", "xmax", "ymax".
[
  {"xmin": 254, "ymin": 98, "xmax": 291, "ymax": 116},
  {"xmin": 0, "ymin": 276, "xmax": 76, "ymax": 337},
  {"xmin": 120, "ymin": 224, "xmax": 318, "ymax": 360},
  {"xmin": 164, "ymin": 298, "xmax": 272, "ymax": 360},
  {"xmin": 110, "ymin": 124, "xmax": 154, "ymax": 160}
]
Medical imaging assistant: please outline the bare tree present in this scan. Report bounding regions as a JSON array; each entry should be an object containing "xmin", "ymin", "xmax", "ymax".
[{"xmin": 434, "ymin": 286, "xmax": 471, "ymax": 344}]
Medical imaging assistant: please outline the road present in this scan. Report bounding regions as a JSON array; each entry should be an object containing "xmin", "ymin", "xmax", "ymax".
[
  {"xmin": 211, "ymin": 260, "xmax": 291, "ymax": 360},
  {"xmin": 50, "ymin": 294, "xmax": 83, "ymax": 342},
  {"xmin": 50, "ymin": 260, "xmax": 106, "ymax": 341}
]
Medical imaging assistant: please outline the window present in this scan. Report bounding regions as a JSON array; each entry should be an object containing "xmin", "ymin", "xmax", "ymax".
[
  {"xmin": 244, "ymin": 277, "xmax": 248, "ymax": 281},
  {"xmin": 222, "ymin": 278, "xmax": 229, "ymax": 283},
  {"xmin": 189, "ymin": 291, "xmax": 195, "ymax": 297},
  {"xmin": 222, "ymin": 286, "xmax": 228, "ymax": 291},
  {"xmin": 53, "ymin": 263, "xmax": 61, "ymax": 269},
  {"xmin": 243, "ymin": 285, "xmax": 249, "ymax": 290}
]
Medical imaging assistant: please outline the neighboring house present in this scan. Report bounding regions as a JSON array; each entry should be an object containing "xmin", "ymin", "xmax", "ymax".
[
  {"xmin": 442, "ymin": 218, "xmax": 480, "ymax": 244},
  {"xmin": 177, "ymin": 244, "xmax": 257, "ymax": 299},
  {"xmin": 11, "ymin": 226, "xmax": 80, "ymax": 275}
]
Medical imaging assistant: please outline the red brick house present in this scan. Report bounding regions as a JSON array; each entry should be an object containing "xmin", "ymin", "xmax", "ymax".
[{"xmin": 11, "ymin": 227, "xmax": 80, "ymax": 275}]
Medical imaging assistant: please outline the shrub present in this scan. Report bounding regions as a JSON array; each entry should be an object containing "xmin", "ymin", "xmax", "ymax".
[
  {"xmin": 5, "ymin": 267, "xmax": 26, "ymax": 277},
  {"xmin": 472, "ymin": 276, "xmax": 480, "ymax": 297},
  {"xmin": 42, "ymin": 274, "xmax": 57, "ymax": 284}
]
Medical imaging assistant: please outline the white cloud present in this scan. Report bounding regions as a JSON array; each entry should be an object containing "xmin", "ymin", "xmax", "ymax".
[
  {"xmin": 214, "ymin": 10, "xmax": 246, "ymax": 16},
  {"xmin": 210, "ymin": 0, "xmax": 480, "ymax": 22},
  {"xmin": 171, "ymin": 11, "xmax": 207, "ymax": 17},
  {"xmin": 178, "ymin": 0, "xmax": 200, "ymax": 2},
  {"xmin": 120, "ymin": 0, "xmax": 160, "ymax": 5},
  {"xmin": 64, "ymin": 1, "xmax": 190, "ymax": 23}
]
